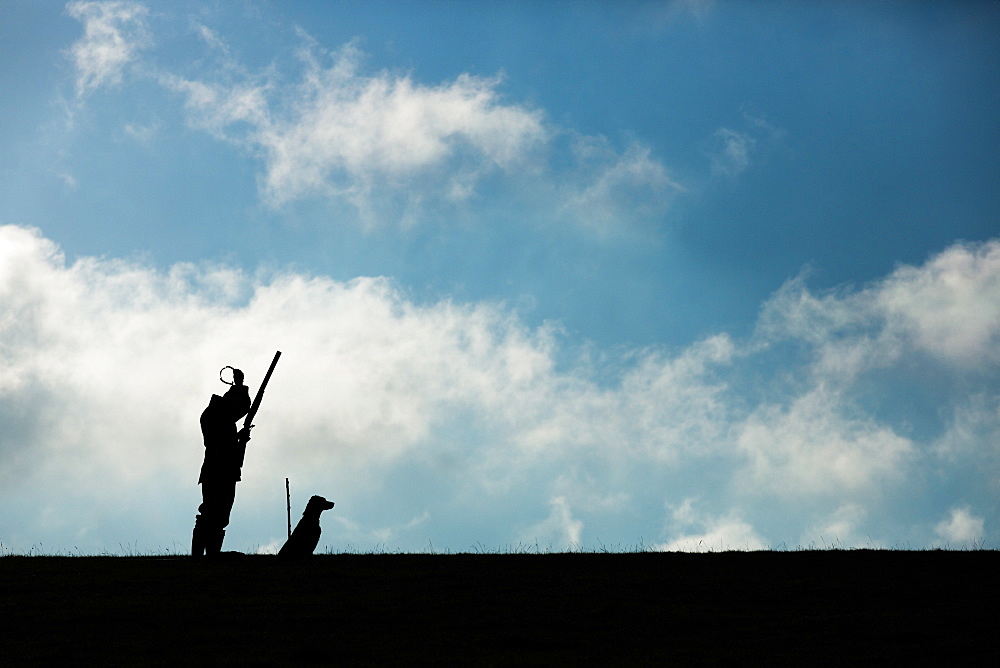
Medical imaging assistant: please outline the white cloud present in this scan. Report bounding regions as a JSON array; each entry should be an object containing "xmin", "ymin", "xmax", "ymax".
[
  {"xmin": 756, "ymin": 240, "xmax": 1000, "ymax": 387},
  {"xmin": 144, "ymin": 27, "xmax": 685, "ymax": 232},
  {"xmin": 878, "ymin": 240, "xmax": 1000, "ymax": 367},
  {"xmin": 657, "ymin": 499, "xmax": 767, "ymax": 552},
  {"xmin": 192, "ymin": 22, "xmax": 230, "ymax": 54},
  {"xmin": 710, "ymin": 128, "xmax": 755, "ymax": 178},
  {"xmin": 2, "ymin": 226, "xmax": 999, "ymax": 552},
  {"xmin": 736, "ymin": 388, "xmax": 913, "ymax": 498},
  {"xmin": 800, "ymin": 503, "xmax": 868, "ymax": 549},
  {"xmin": 62, "ymin": 12, "xmax": 681, "ymax": 232},
  {"xmin": 123, "ymin": 120, "xmax": 159, "ymax": 144},
  {"xmin": 933, "ymin": 394, "xmax": 1000, "ymax": 464},
  {"xmin": 163, "ymin": 39, "xmax": 547, "ymax": 223},
  {"xmin": 934, "ymin": 506, "xmax": 985, "ymax": 546},
  {"xmin": 66, "ymin": 1, "xmax": 151, "ymax": 97},
  {"xmin": 559, "ymin": 137, "xmax": 683, "ymax": 235},
  {"xmin": 520, "ymin": 496, "xmax": 584, "ymax": 550},
  {"xmin": 706, "ymin": 113, "xmax": 785, "ymax": 182},
  {"xmin": 734, "ymin": 246, "xmax": 999, "ymax": 501}
]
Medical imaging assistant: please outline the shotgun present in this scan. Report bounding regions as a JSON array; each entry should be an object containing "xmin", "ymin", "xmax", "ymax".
[
  {"xmin": 237, "ymin": 350, "xmax": 281, "ymax": 465},
  {"xmin": 245, "ymin": 350, "xmax": 281, "ymax": 429}
]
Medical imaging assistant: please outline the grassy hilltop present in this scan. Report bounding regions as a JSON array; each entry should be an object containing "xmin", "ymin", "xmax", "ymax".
[{"xmin": 2, "ymin": 551, "xmax": 996, "ymax": 664}]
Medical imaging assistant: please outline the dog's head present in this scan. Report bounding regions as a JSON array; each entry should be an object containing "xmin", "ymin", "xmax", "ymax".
[{"xmin": 305, "ymin": 495, "xmax": 335, "ymax": 514}]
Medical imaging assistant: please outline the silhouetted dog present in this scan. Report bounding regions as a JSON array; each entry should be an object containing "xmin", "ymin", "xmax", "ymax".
[{"xmin": 278, "ymin": 495, "xmax": 335, "ymax": 557}]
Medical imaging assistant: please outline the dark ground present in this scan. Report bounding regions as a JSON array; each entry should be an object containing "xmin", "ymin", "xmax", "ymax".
[{"xmin": 2, "ymin": 551, "xmax": 995, "ymax": 665}]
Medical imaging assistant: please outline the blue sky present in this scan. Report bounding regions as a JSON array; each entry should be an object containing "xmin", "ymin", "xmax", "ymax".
[{"xmin": 1, "ymin": 0, "xmax": 998, "ymax": 554}]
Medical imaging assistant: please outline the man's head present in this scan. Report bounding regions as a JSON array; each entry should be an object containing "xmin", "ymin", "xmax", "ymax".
[{"xmin": 219, "ymin": 366, "xmax": 245, "ymax": 386}]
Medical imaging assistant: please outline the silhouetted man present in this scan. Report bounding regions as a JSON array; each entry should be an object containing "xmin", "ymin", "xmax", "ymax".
[{"xmin": 192, "ymin": 367, "xmax": 251, "ymax": 556}]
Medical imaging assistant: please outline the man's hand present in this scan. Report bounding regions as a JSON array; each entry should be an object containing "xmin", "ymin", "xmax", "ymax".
[{"xmin": 238, "ymin": 424, "xmax": 253, "ymax": 444}]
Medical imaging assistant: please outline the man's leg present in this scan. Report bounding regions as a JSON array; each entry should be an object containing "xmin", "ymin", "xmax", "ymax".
[
  {"xmin": 191, "ymin": 521, "xmax": 206, "ymax": 557},
  {"xmin": 200, "ymin": 481, "xmax": 237, "ymax": 556},
  {"xmin": 192, "ymin": 485, "xmax": 209, "ymax": 557},
  {"xmin": 204, "ymin": 528, "xmax": 226, "ymax": 555}
]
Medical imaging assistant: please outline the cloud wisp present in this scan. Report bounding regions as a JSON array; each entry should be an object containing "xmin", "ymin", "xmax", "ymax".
[
  {"xmin": 163, "ymin": 40, "xmax": 547, "ymax": 219},
  {"xmin": 65, "ymin": 1, "xmax": 151, "ymax": 98},
  {"xmin": 2, "ymin": 225, "xmax": 997, "ymax": 552},
  {"xmin": 63, "ymin": 6, "xmax": 680, "ymax": 232},
  {"xmin": 934, "ymin": 506, "xmax": 986, "ymax": 547}
]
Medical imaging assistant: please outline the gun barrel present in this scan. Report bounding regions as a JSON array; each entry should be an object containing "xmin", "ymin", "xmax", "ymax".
[{"xmin": 244, "ymin": 350, "xmax": 281, "ymax": 428}]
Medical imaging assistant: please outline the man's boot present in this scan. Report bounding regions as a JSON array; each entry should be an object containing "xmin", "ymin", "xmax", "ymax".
[{"xmin": 191, "ymin": 523, "xmax": 205, "ymax": 557}]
